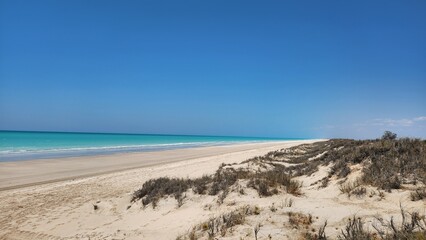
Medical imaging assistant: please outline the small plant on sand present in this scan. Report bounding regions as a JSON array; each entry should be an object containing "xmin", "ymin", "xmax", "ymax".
[
  {"xmin": 281, "ymin": 197, "xmax": 294, "ymax": 208},
  {"xmin": 378, "ymin": 190, "xmax": 385, "ymax": 200},
  {"xmin": 254, "ymin": 223, "xmax": 261, "ymax": 240},
  {"xmin": 338, "ymin": 216, "xmax": 371, "ymax": 240},
  {"xmin": 373, "ymin": 205, "xmax": 426, "ymax": 239},
  {"xmin": 188, "ymin": 228, "xmax": 197, "ymax": 240},
  {"xmin": 335, "ymin": 206, "xmax": 426, "ymax": 240},
  {"xmin": 254, "ymin": 206, "xmax": 261, "ymax": 215},
  {"xmin": 318, "ymin": 221, "xmax": 328, "ymax": 240},
  {"xmin": 351, "ymin": 187, "xmax": 367, "ymax": 198},
  {"xmin": 410, "ymin": 187, "xmax": 426, "ymax": 201},
  {"xmin": 247, "ymin": 169, "xmax": 303, "ymax": 197},
  {"xmin": 269, "ymin": 203, "xmax": 277, "ymax": 212},
  {"xmin": 131, "ymin": 177, "xmax": 192, "ymax": 208},
  {"xmin": 288, "ymin": 212, "xmax": 313, "ymax": 229},
  {"xmin": 339, "ymin": 180, "xmax": 361, "ymax": 197},
  {"xmin": 207, "ymin": 218, "xmax": 215, "ymax": 239},
  {"xmin": 248, "ymin": 179, "xmax": 272, "ymax": 197},
  {"xmin": 177, "ymin": 205, "xmax": 255, "ymax": 239},
  {"xmin": 320, "ymin": 177, "xmax": 330, "ymax": 188},
  {"xmin": 303, "ymin": 220, "xmax": 328, "ymax": 240}
]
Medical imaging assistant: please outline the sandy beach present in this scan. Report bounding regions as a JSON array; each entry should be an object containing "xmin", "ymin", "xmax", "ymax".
[
  {"xmin": 0, "ymin": 141, "xmax": 310, "ymax": 191},
  {"xmin": 0, "ymin": 140, "xmax": 316, "ymax": 239},
  {"xmin": 1, "ymin": 139, "xmax": 424, "ymax": 240}
]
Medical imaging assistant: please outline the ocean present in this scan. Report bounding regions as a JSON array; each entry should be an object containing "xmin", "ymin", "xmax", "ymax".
[{"xmin": 0, "ymin": 131, "xmax": 295, "ymax": 161}]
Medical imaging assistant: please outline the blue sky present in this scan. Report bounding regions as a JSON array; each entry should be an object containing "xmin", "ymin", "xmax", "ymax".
[{"xmin": 1, "ymin": 0, "xmax": 425, "ymax": 139}]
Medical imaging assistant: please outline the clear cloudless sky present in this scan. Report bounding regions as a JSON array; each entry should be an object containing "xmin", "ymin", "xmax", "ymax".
[{"xmin": 1, "ymin": 0, "xmax": 425, "ymax": 139}]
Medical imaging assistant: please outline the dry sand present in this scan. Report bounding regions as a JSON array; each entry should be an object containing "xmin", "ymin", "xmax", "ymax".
[{"xmin": 0, "ymin": 140, "xmax": 424, "ymax": 240}]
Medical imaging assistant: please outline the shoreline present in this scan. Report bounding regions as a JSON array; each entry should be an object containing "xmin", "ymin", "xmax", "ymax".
[
  {"xmin": 0, "ymin": 140, "xmax": 290, "ymax": 162},
  {"xmin": 0, "ymin": 140, "xmax": 318, "ymax": 191},
  {"xmin": 0, "ymin": 130, "xmax": 299, "ymax": 162}
]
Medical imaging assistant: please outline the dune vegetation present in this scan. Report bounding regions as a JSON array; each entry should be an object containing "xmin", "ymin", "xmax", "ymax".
[{"xmin": 131, "ymin": 132, "xmax": 426, "ymax": 239}]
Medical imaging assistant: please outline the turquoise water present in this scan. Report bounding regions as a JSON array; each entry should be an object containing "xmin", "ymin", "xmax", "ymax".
[{"xmin": 0, "ymin": 131, "xmax": 295, "ymax": 161}]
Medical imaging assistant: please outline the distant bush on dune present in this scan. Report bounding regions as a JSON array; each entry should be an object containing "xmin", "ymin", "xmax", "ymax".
[{"xmin": 381, "ymin": 130, "xmax": 398, "ymax": 140}]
